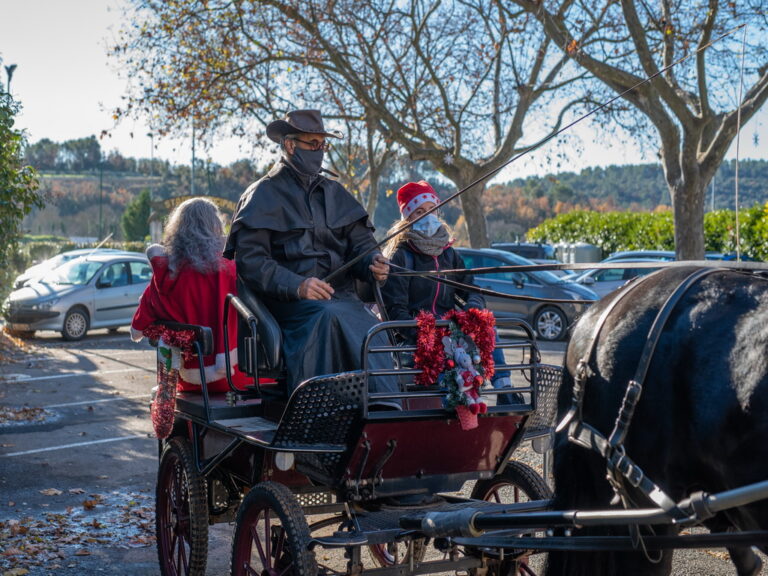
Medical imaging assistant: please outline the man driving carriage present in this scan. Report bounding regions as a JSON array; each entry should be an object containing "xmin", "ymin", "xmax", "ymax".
[{"xmin": 224, "ymin": 110, "xmax": 400, "ymax": 407}]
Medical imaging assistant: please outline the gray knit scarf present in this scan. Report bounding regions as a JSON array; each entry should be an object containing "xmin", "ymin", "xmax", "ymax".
[{"xmin": 404, "ymin": 225, "xmax": 452, "ymax": 257}]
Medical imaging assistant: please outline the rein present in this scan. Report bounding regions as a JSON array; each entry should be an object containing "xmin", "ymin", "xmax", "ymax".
[
  {"xmin": 559, "ymin": 268, "xmax": 722, "ymax": 524},
  {"xmin": 386, "ymin": 260, "xmax": 596, "ymax": 305}
]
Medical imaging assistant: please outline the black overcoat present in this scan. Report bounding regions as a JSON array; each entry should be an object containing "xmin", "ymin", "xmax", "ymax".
[{"xmin": 225, "ymin": 162, "xmax": 398, "ymax": 401}]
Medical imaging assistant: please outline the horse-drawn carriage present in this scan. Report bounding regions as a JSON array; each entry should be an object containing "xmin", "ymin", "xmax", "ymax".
[
  {"xmin": 153, "ymin": 264, "xmax": 768, "ymax": 576},
  {"xmin": 152, "ymin": 280, "xmax": 561, "ymax": 576}
]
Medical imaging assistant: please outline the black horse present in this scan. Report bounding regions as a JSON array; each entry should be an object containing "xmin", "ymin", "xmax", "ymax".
[{"xmin": 547, "ymin": 266, "xmax": 768, "ymax": 576}]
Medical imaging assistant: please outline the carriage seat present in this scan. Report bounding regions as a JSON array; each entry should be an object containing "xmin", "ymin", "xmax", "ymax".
[
  {"xmin": 234, "ymin": 276, "xmax": 390, "ymax": 385},
  {"xmin": 235, "ymin": 277, "xmax": 284, "ymax": 381}
]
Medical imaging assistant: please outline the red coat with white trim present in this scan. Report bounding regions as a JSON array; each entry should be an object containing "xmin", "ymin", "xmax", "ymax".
[{"xmin": 131, "ymin": 245, "xmax": 252, "ymax": 392}]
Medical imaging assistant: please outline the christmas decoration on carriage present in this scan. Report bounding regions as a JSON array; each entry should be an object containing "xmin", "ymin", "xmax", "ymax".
[
  {"xmin": 414, "ymin": 308, "xmax": 496, "ymax": 430},
  {"xmin": 141, "ymin": 325, "xmax": 197, "ymax": 439}
]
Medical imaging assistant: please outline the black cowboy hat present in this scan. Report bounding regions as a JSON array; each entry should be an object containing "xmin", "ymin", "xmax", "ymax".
[{"xmin": 266, "ymin": 109, "xmax": 344, "ymax": 143}]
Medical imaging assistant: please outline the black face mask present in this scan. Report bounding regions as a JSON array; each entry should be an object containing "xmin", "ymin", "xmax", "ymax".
[{"xmin": 290, "ymin": 148, "xmax": 324, "ymax": 176}]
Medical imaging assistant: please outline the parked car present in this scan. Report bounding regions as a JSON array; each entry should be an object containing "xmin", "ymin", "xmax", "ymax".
[
  {"xmin": 604, "ymin": 250, "xmax": 727, "ymax": 263},
  {"xmin": 491, "ymin": 242, "xmax": 567, "ymax": 276},
  {"xmin": 603, "ymin": 250, "xmax": 676, "ymax": 262},
  {"xmin": 491, "ymin": 242, "xmax": 556, "ymax": 261},
  {"xmin": 455, "ymin": 247, "xmax": 598, "ymax": 341},
  {"xmin": 12, "ymin": 248, "xmax": 129, "ymax": 289},
  {"xmin": 566, "ymin": 258, "xmax": 663, "ymax": 298},
  {"xmin": 2, "ymin": 252, "xmax": 152, "ymax": 341}
]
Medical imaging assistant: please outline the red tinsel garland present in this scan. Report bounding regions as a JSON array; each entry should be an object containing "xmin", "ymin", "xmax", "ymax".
[
  {"xmin": 414, "ymin": 308, "xmax": 496, "ymax": 386},
  {"xmin": 445, "ymin": 308, "xmax": 497, "ymax": 380},
  {"xmin": 414, "ymin": 311, "xmax": 447, "ymax": 385},
  {"xmin": 141, "ymin": 325, "xmax": 198, "ymax": 362}
]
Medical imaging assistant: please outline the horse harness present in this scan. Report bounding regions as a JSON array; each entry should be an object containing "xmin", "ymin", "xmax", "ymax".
[{"xmin": 557, "ymin": 267, "xmax": 724, "ymax": 525}]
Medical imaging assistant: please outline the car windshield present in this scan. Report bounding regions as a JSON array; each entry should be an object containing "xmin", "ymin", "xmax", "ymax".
[{"xmin": 41, "ymin": 259, "xmax": 103, "ymax": 285}]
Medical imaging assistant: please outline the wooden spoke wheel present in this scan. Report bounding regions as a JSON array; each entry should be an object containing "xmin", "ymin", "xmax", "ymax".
[
  {"xmin": 230, "ymin": 482, "xmax": 317, "ymax": 576},
  {"xmin": 156, "ymin": 437, "xmax": 209, "ymax": 576},
  {"xmin": 471, "ymin": 461, "xmax": 552, "ymax": 576},
  {"xmin": 369, "ymin": 537, "xmax": 427, "ymax": 567},
  {"xmin": 471, "ymin": 460, "xmax": 552, "ymax": 504}
]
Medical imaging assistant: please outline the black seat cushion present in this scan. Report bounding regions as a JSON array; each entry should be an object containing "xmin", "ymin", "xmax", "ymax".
[{"xmin": 235, "ymin": 277, "xmax": 283, "ymax": 375}]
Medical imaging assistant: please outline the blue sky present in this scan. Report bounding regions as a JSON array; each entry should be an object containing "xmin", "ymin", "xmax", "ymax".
[{"xmin": 1, "ymin": 0, "xmax": 766, "ymax": 178}]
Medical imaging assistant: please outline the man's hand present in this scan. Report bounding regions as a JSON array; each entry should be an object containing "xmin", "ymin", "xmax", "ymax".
[
  {"xmin": 298, "ymin": 277, "xmax": 334, "ymax": 300},
  {"xmin": 370, "ymin": 254, "xmax": 389, "ymax": 283}
]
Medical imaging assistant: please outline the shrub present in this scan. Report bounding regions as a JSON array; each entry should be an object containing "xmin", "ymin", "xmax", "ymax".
[{"xmin": 528, "ymin": 206, "xmax": 767, "ymax": 260}]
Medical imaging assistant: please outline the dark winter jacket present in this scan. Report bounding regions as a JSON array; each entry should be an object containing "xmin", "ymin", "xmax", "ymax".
[
  {"xmin": 382, "ymin": 242, "xmax": 485, "ymax": 342},
  {"xmin": 224, "ymin": 161, "xmax": 379, "ymax": 300}
]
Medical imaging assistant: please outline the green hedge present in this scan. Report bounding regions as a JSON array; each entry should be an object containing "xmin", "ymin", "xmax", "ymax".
[{"xmin": 527, "ymin": 204, "xmax": 768, "ymax": 261}]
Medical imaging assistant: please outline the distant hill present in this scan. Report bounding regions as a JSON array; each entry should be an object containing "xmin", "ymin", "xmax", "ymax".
[
  {"xmin": 22, "ymin": 164, "xmax": 264, "ymax": 240},
  {"xmin": 506, "ymin": 159, "xmax": 766, "ymax": 210},
  {"xmin": 21, "ymin": 135, "xmax": 767, "ymax": 242},
  {"xmin": 484, "ymin": 159, "xmax": 768, "ymax": 241}
]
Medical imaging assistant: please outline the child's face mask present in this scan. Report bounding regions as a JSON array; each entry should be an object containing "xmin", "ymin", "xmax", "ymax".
[{"xmin": 411, "ymin": 213, "xmax": 441, "ymax": 237}]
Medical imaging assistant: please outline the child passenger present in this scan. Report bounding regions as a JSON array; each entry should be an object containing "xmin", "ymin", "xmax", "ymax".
[
  {"xmin": 380, "ymin": 181, "xmax": 517, "ymax": 404},
  {"xmin": 130, "ymin": 198, "xmax": 251, "ymax": 392}
]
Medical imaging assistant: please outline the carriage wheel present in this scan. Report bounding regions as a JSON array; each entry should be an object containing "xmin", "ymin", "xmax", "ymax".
[
  {"xmin": 471, "ymin": 461, "xmax": 552, "ymax": 576},
  {"xmin": 230, "ymin": 482, "xmax": 317, "ymax": 576},
  {"xmin": 369, "ymin": 537, "xmax": 427, "ymax": 567},
  {"xmin": 471, "ymin": 460, "xmax": 552, "ymax": 503},
  {"xmin": 156, "ymin": 437, "xmax": 209, "ymax": 576}
]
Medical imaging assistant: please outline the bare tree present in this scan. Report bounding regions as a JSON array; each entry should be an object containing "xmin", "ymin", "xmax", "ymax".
[
  {"xmin": 113, "ymin": 0, "xmax": 594, "ymax": 245},
  {"xmin": 510, "ymin": 0, "xmax": 768, "ymax": 259}
]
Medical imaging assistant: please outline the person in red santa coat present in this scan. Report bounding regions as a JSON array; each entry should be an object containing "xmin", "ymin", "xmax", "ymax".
[{"xmin": 131, "ymin": 197, "xmax": 255, "ymax": 393}]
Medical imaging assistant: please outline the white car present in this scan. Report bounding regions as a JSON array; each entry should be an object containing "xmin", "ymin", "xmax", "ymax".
[
  {"xmin": 567, "ymin": 258, "xmax": 663, "ymax": 298},
  {"xmin": 13, "ymin": 248, "xmax": 129, "ymax": 289},
  {"xmin": 3, "ymin": 252, "xmax": 152, "ymax": 340}
]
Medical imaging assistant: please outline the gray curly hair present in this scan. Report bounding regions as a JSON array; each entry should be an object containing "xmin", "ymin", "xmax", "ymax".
[{"xmin": 163, "ymin": 198, "xmax": 225, "ymax": 276}]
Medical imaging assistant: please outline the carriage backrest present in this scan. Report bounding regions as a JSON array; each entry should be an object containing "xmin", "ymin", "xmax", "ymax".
[{"xmin": 235, "ymin": 277, "xmax": 283, "ymax": 378}]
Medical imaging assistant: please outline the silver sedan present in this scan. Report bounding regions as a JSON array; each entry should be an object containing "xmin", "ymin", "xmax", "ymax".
[{"xmin": 2, "ymin": 252, "xmax": 151, "ymax": 341}]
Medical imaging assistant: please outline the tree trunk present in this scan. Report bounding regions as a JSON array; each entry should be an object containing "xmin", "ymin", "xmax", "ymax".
[
  {"xmin": 671, "ymin": 179, "xmax": 706, "ymax": 260},
  {"xmin": 458, "ymin": 180, "xmax": 489, "ymax": 248}
]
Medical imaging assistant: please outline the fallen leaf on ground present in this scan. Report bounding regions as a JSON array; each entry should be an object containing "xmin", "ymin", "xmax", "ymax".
[
  {"xmin": 39, "ymin": 489, "xmax": 62, "ymax": 496},
  {"xmin": 67, "ymin": 488, "xmax": 85, "ymax": 495},
  {"xmin": 73, "ymin": 549, "xmax": 91, "ymax": 556}
]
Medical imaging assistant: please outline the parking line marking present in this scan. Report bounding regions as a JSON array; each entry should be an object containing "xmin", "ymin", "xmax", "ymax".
[
  {"xmin": 45, "ymin": 394, "xmax": 150, "ymax": 408},
  {"xmin": 3, "ymin": 367, "xmax": 148, "ymax": 383},
  {"xmin": 1, "ymin": 435, "xmax": 151, "ymax": 457}
]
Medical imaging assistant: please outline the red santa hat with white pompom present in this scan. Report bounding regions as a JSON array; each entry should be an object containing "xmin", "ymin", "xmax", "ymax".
[{"xmin": 397, "ymin": 180, "xmax": 440, "ymax": 218}]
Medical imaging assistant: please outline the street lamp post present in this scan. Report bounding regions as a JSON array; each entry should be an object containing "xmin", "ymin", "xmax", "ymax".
[
  {"xmin": 147, "ymin": 132, "xmax": 154, "ymax": 178},
  {"xmin": 191, "ymin": 121, "xmax": 196, "ymax": 196},
  {"xmin": 147, "ymin": 131, "xmax": 162, "ymax": 244},
  {"xmin": 99, "ymin": 159, "xmax": 104, "ymax": 241},
  {"xmin": 4, "ymin": 64, "xmax": 17, "ymax": 93}
]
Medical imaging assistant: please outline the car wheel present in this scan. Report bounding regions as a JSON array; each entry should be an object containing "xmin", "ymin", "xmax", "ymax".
[
  {"xmin": 533, "ymin": 306, "xmax": 567, "ymax": 341},
  {"xmin": 62, "ymin": 307, "xmax": 89, "ymax": 341}
]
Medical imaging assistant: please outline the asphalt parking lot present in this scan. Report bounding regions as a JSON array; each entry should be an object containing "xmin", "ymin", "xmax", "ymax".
[{"xmin": 0, "ymin": 330, "xmax": 753, "ymax": 575}]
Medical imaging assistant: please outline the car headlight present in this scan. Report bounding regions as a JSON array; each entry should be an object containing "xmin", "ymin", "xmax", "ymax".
[{"xmin": 32, "ymin": 298, "xmax": 60, "ymax": 311}]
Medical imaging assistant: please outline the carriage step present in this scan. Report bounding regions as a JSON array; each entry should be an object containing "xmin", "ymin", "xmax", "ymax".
[
  {"xmin": 308, "ymin": 533, "xmax": 368, "ymax": 549},
  {"xmin": 175, "ymin": 392, "xmax": 263, "ymax": 421},
  {"xmin": 211, "ymin": 416, "xmax": 348, "ymax": 452},
  {"xmin": 212, "ymin": 416, "xmax": 278, "ymax": 446}
]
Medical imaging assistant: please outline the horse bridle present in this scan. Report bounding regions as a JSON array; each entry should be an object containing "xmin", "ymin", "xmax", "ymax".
[{"xmin": 557, "ymin": 267, "xmax": 723, "ymax": 521}]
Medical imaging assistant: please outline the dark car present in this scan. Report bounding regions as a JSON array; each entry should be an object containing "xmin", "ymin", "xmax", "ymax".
[
  {"xmin": 491, "ymin": 242, "xmax": 555, "ymax": 261},
  {"xmin": 455, "ymin": 247, "xmax": 598, "ymax": 341}
]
